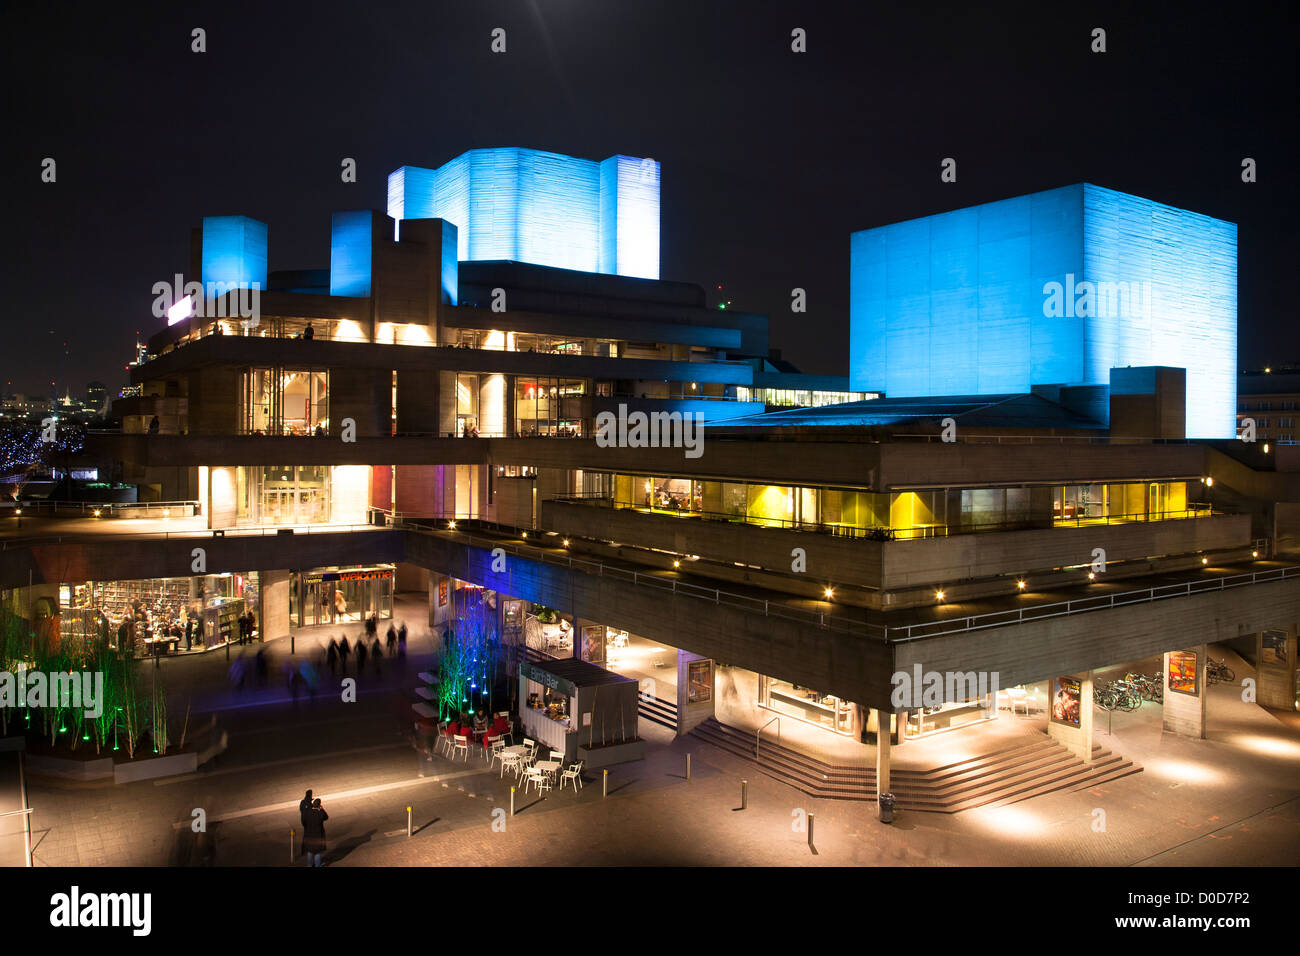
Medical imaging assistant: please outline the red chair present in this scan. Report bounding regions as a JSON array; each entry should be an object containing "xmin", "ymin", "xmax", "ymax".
[
  {"xmin": 492, "ymin": 715, "xmax": 511, "ymax": 745},
  {"xmin": 439, "ymin": 722, "xmax": 459, "ymax": 757}
]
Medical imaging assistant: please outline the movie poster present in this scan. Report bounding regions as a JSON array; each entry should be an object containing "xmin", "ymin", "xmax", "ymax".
[
  {"xmin": 1168, "ymin": 650, "xmax": 1198, "ymax": 696},
  {"xmin": 437, "ymin": 578, "xmax": 447, "ymax": 607},
  {"xmin": 1262, "ymin": 630, "xmax": 1289, "ymax": 667},
  {"xmin": 1051, "ymin": 677, "xmax": 1081, "ymax": 727}
]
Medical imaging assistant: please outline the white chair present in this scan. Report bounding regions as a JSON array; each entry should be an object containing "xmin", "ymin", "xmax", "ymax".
[
  {"xmin": 523, "ymin": 737, "xmax": 535, "ymax": 756},
  {"xmin": 522, "ymin": 766, "xmax": 545, "ymax": 793},
  {"xmin": 499, "ymin": 752, "xmax": 521, "ymax": 778},
  {"xmin": 561, "ymin": 760, "xmax": 584, "ymax": 792},
  {"xmin": 452, "ymin": 734, "xmax": 470, "ymax": 761},
  {"xmin": 486, "ymin": 736, "xmax": 505, "ymax": 764}
]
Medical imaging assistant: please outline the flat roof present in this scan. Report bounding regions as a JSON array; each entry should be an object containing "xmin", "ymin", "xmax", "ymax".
[{"xmin": 525, "ymin": 656, "xmax": 635, "ymax": 687}]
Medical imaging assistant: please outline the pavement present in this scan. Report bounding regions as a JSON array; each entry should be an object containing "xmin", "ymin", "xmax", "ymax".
[{"xmin": 19, "ymin": 623, "xmax": 1300, "ymax": 867}]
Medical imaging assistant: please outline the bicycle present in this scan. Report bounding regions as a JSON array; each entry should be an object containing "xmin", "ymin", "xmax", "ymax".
[{"xmin": 1207, "ymin": 658, "xmax": 1235, "ymax": 684}]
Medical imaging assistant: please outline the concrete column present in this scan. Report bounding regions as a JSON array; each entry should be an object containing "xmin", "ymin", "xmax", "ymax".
[
  {"xmin": 1256, "ymin": 627, "xmax": 1298, "ymax": 712},
  {"xmin": 1046, "ymin": 673, "xmax": 1094, "ymax": 762},
  {"xmin": 260, "ymin": 570, "xmax": 290, "ymax": 644},
  {"xmin": 1162, "ymin": 644, "xmax": 1208, "ymax": 738},
  {"xmin": 874, "ymin": 709, "xmax": 891, "ymax": 796}
]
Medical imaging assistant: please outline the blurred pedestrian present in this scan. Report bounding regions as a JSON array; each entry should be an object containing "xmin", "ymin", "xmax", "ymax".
[
  {"xmin": 371, "ymin": 637, "xmax": 383, "ymax": 676},
  {"xmin": 302, "ymin": 798, "xmax": 328, "ymax": 867},
  {"xmin": 355, "ymin": 638, "xmax": 368, "ymax": 676},
  {"xmin": 386, "ymin": 623, "xmax": 397, "ymax": 657},
  {"xmin": 339, "ymin": 636, "xmax": 350, "ymax": 674},
  {"xmin": 298, "ymin": 788, "xmax": 313, "ymax": 855},
  {"xmin": 397, "ymin": 622, "xmax": 407, "ymax": 659},
  {"xmin": 326, "ymin": 637, "xmax": 338, "ymax": 676}
]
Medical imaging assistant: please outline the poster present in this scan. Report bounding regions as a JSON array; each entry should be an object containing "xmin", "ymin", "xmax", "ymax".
[
  {"xmin": 1051, "ymin": 677, "xmax": 1081, "ymax": 727},
  {"xmin": 581, "ymin": 624, "xmax": 606, "ymax": 665},
  {"xmin": 1262, "ymin": 630, "xmax": 1288, "ymax": 667},
  {"xmin": 437, "ymin": 578, "xmax": 447, "ymax": 607},
  {"xmin": 1168, "ymin": 650, "xmax": 1198, "ymax": 696}
]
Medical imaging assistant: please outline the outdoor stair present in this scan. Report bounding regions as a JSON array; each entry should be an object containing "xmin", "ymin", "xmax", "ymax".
[
  {"xmin": 637, "ymin": 691, "xmax": 678, "ymax": 731},
  {"xmin": 688, "ymin": 717, "xmax": 1141, "ymax": 812}
]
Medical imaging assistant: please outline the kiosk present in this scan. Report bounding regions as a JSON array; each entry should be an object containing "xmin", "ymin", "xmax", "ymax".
[{"xmin": 518, "ymin": 658, "xmax": 644, "ymax": 767}]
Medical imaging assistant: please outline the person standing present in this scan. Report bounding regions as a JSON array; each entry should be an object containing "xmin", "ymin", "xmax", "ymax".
[
  {"xmin": 298, "ymin": 789, "xmax": 313, "ymax": 856},
  {"xmin": 184, "ymin": 616, "xmax": 194, "ymax": 653},
  {"xmin": 386, "ymin": 622, "xmax": 397, "ymax": 658},
  {"xmin": 302, "ymin": 798, "xmax": 327, "ymax": 866},
  {"xmin": 371, "ymin": 637, "xmax": 383, "ymax": 676},
  {"xmin": 397, "ymin": 622, "xmax": 407, "ymax": 660},
  {"xmin": 355, "ymin": 638, "xmax": 368, "ymax": 677}
]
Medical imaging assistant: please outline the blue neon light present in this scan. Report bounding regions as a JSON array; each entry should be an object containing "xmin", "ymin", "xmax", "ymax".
[
  {"xmin": 849, "ymin": 184, "xmax": 1236, "ymax": 438},
  {"xmin": 387, "ymin": 148, "xmax": 659, "ymax": 279}
]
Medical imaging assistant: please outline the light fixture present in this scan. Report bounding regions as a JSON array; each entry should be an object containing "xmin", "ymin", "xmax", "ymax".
[
  {"xmin": 1201, "ymin": 556, "xmax": 1209, "ymax": 565},
  {"xmin": 1087, "ymin": 571, "xmax": 1096, "ymax": 580},
  {"xmin": 562, "ymin": 539, "xmax": 569, "ymax": 547},
  {"xmin": 162, "ymin": 509, "xmax": 170, "ymax": 518},
  {"xmin": 823, "ymin": 586, "xmax": 834, "ymax": 599},
  {"xmin": 521, "ymin": 531, "xmax": 527, "ymax": 538},
  {"xmin": 93, "ymin": 509, "xmax": 101, "ymax": 517},
  {"xmin": 14, "ymin": 508, "xmax": 21, "ymax": 515},
  {"xmin": 673, "ymin": 559, "xmax": 681, "ymax": 568},
  {"xmin": 935, "ymin": 589, "xmax": 945, "ymax": 602},
  {"xmin": 1252, "ymin": 550, "xmax": 1258, "ymax": 558},
  {"xmin": 1263, "ymin": 443, "xmax": 1271, "ymax": 454},
  {"xmin": 1204, "ymin": 476, "xmax": 1214, "ymax": 487},
  {"xmin": 448, "ymin": 520, "xmax": 457, "ymax": 530},
  {"xmin": 1016, "ymin": 579, "xmax": 1026, "ymax": 590}
]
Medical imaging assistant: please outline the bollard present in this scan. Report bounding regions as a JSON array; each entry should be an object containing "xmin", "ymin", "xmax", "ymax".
[
  {"xmin": 407, "ymin": 806, "xmax": 412, "ymax": 838},
  {"xmin": 808, "ymin": 812, "xmax": 815, "ymax": 847},
  {"xmin": 226, "ymin": 639, "xmax": 230, "ymax": 662},
  {"xmin": 291, "ymin": 634, "xmax": 295, "ymax": 656},
  {"xmin": 686, "ymin": 753, "xmax": 691, "ymax": 781},
  {"xmin": 602, "ymin": 769, "xmax": 608, "ymax": 797},
  {"xmin": 741, "ymin": 779, "xmax": 748, "ymax": 810},
  {"xmin": 510, "ymin": 786, "xmax": 515, "ymax": 817},
  {"xmin": 290, "ymin": 828, "xmax": 295, "ymax": 863}
]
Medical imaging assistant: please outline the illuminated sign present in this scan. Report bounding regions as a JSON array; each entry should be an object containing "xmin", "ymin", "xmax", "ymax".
[{"xmin": 166, "ymin": 294, "xmax": 194, "ymax": 326}]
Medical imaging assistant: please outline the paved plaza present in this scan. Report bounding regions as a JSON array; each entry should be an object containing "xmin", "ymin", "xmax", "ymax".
[{"xmin": 18, "ymin": 599, "xmax": 1300, "ymax": 867}]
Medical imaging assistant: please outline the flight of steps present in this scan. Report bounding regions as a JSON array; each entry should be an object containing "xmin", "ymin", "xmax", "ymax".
[
  {"xmin": 638, "ymin": 691, "xmax": 678, "ymax": 731},
  {"xmin": 689, "ymin": 717, "xmax": 1141, "ymax": 812}
]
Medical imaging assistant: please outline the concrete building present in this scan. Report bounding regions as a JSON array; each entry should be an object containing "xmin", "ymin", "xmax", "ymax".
[{"xmin": 4, "ymin": 159, "xmax": 1297, "ymax": 813}]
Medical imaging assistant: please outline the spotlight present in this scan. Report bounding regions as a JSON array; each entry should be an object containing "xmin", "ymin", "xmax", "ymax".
[
  {"xmin": 1264, "ymin": 443, "xmax": 1271, "ymax": 454},
  {"xmin": 1201, "ymin": 556, "xmax": 1209, "ymax": 565},
  {"xmin": 162, "ymin": 509, "xmax": 170, "ymax": 518},
  {"xmin": 1088, "ymin": 571, "xmax": 1096, "ymax": 580},
  {"xmin": 93, "ymin": 509, "xmax": 101, "ymax": 517},
  {"xmin": 1016, "ymin": 579, "xmax": 1026, "ymax": 590},
  {"xmin": 935, "ymin": 589, "xmax": 945, "ymax": 602},
  {"xmin": 562, "ymin": 539, "xmax": 569, "ymax": 547},
  {"xmin": 1204, "ymin": 476, "xmax": 1214, "ymax": 487},
  {"xmin": 447, "ymin": 520, "xmax": 456, "ymax": 530},
  {"xmin": 823, "ymin": 586, "xmax": 834, "ymax": 599},
  {"xmin": 1252, "ymin": 550, "xmax": 1258, "ymax": 558},
  {"xmin": 521, "ymin": 531, "xmax": 527, "ymax": 538},
  {"xmin": 673, "ymin": 559, "xmax": 681, "ymax": 568}
]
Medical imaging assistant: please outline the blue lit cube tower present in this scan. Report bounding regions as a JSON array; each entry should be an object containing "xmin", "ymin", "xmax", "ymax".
[
  {"xmin": 849, "ymin": 184, "xmax": 1237, "ymax": 438},
  {"xmin": 386, "ymin": 147, "xmax": 660, "ymax": 280}
]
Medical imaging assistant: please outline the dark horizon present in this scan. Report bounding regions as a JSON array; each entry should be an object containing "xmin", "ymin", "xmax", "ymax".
[{"xmin": 3, "ymin": 0, "xmax": 1296, "ymax": 397}]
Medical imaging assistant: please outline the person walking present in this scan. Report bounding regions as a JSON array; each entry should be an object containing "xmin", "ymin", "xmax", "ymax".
[
  {"xmin": 302, "ymin": 798, "xmax": 328, "ymax": 866},
  {"xmin": 397, "ymin": 622, "xmax": 407, "ymax": 659},
  {"xmin": 371, "ymin": 637, "xmax": 383, "ymax": 676},
  {"xmin": 184, "ymin": 616, "xmax": 194, "ymax": 653},
  {"xmin": 386, "ymin": 623, "xmax": 397, "ymax": 658},
  {"xmin": 355, "ymin": 638, "xmax": 368, "ymax": 677},
  {"xmin": 339, "ymin": 636, "xmax": 350, "ymax": 675},
  {"xmin": 326, "ymin": 637, "xmax": 338, "ymax": 676}
]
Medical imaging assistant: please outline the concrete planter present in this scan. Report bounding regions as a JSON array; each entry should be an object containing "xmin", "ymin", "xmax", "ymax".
[{"xmin": 578, "ymin": 738, "xmax": 646, "ymax": 769}]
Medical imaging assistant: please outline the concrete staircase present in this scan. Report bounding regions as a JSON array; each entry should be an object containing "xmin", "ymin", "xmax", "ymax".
[
  {"xmin": 638, "ymin": 691, "xmax": 678, "ymax": 731},
  {"xmin": 689, "ymin": 717, "xmax": 1141, "ymax": 812}
]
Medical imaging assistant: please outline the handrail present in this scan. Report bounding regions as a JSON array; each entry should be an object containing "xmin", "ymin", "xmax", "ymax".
[
  {"xmin": 891, "ymin": 565, "xmax": 1300, "ymax": 642},
  {"xmin": 0, "ymin": 521, "xmax": 389, "ymax": 550},
  {"xmin": 0, "ymin": 808, "xmax": 34, "ymax": 817},
  {"xmin": 757, "ymin": 716, "xmax": 780, "ymax": 759}
]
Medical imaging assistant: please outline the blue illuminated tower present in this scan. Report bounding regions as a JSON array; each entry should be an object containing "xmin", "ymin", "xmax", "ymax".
[
  {"xmin": 849, "ymin": 184, "xmax": 1237, "ymax": 438},
  {"xmin": 387, "ymin": 148, "xmax": 660, "ymax": 280}
]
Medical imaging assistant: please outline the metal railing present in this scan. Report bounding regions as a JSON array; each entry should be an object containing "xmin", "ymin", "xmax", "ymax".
[
  {"xmin": 890, "ymin": 565, "xmax": 1300, "ymax": 642},
  {"xmin": 756, "ymin": 716, "xmax": 780, "ymax": 759},
  {"xmin": 0, "ymin": 520, "xmax": 389, "ymax": 550},
  {"xmin": 4, "ymin": 499, "xmax": 199, "ymax": 517},
  {"xmin": 891, "ymin": 433, "xmax": 1196, "ymax": 445},
  {"xmin": 397, "ymin": 517, "xmax": 1297, "ymax": 646}
]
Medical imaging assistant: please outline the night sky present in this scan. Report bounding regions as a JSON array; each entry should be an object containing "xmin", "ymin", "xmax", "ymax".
[{"xmin": 3, "ymin": 0, "xmax": 1296, "ymax": 397}]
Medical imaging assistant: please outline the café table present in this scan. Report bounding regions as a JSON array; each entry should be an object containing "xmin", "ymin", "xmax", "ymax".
[{"xmin": 534, "ymin": 759, "xmax": 561, "ymax": 781}]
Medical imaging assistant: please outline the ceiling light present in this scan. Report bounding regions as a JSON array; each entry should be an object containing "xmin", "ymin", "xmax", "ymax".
[
  {"xmin": 1016, "ymin": 579, "xmax": 1026, "ymax": 590},
  {"xmin": 935, "ymin": 589, "xmax": 945, "ymax": 602}
]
